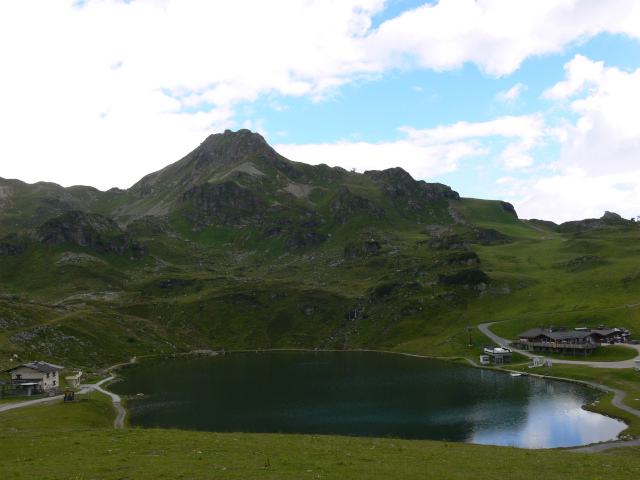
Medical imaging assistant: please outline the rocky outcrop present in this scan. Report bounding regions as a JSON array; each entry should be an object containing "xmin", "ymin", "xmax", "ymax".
[
  {"xmin": 364, "ymin": 167, "xmax": 460, "ymax": 204},
  {"xmin": 191, "ymin": 129, "xmax": 279, "ymax": 172},
  {"xmin": 445, "ymin": 251, "xmax": 480, "ymax": 266},
  {"xmin": 470, "ymin": 228, "xmax": 510, "ymax": 245},
  {"xmin": 439, "ymin": 268, "xmax": 489, "ymax": 291},
  {"xmin": 344, "ymin": 241, "xmax": 382, "ymax": 258},
  {"xmin": 423, "ymin": 234, "xmax": 470, "ymax": 250},
  {"xmin": 26, "ymin": 211, "xmax": 142, "ymax": 256},
  {"xmin": 182, "ymin": 181, "xmax": 269, "ymax": 224},
  {"xmin": 0, "ymin": 233, "xmax": 25, "ymax": 255},
  {"xmin": 329, "ymin": 187, "xmax": 385, "ymax": 224},
  {"xmin": 556, "ymin": 211, "xmax": 631, "ymax": 233},
  {"xmin": 125, "ymin": 216, "xmax": 168, "ymax": 236},
  {"xmin": 499, "ymin": 201, "xmax": 518, "ymax": 218},
  {"xmin": 285, "ymin": 228, "xmax": 327, "ymax": 250}
]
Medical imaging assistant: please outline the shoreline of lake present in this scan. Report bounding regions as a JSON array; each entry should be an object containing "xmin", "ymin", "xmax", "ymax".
[{"xmin": 109, "ymin": 350, "xmax": 626, "ymax": 448}]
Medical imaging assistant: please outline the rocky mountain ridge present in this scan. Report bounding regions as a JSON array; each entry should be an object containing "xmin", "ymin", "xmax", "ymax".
[{"xmin": 0, "ymin": 130, "xmax": 636, "ymax": 369}]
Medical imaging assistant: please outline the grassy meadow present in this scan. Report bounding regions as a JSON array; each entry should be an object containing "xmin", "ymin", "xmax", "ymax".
[
  {"xmin": 2, "ymin": 194, "xmax": 640, "ymax": 478},
  {"xmin": 1, "ymin": 402, "xmax": 640, "ymax": 480}
]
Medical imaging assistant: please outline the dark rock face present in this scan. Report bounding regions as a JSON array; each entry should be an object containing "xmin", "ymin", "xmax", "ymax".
[
  {"xmin": 344, "ymin": 241, "xmax": 382, "ymax": 258},
  {"xmin": 26, "ymin": 211, "xmax": 135, "ymax": 255},
  {"xmin": 471, "ymin": 228, "xmax": 510, "ymax": 245},
  {"xmin": 158, "ymin": 278, "xmax": 194, "ymax": 289},
  {"xmin": 330, "ymin": 187, "xmax": 386, "ymax": 224},
  {"xmin": 556, "ymin": 211, "xmax": 631, "ymax": 233},
  {"xmin": 126, "ymin": 216, "xmax": 167, "ymax": 236},
  {"xmin": 602, "ymin": 211, "xmax": 622, "ymax": 220},
  {"xmin": 423, "ymin": 234, "xmax": 470, "ymax": 250},
  {"xmin": 364, "ymin": 167, "xmax": 460, "ymax": 203},
  {"xmin": 192, "ymin": 129, "xmax": 278, "ymax": 171},
  {"xmin": 183, "ymin": 181, "xmax": 269, "ymax": 224},
  {"xmin": 446, "ymin": 251, "xmax": 480, "ymax": 266},
  {"xmin": 285, "ymin": 228, "xmax": 327, "ymax": 250},
  {"xmin": 439, "ymin": 268, "xmax": 489, "ymax": 290},
  {"xmin": 0, "ymin": 233, "xmax": 25, "ymax": 255},
  {"xmin": 499, "ymin": 201, "xmax": 518, "ymax": 218}
]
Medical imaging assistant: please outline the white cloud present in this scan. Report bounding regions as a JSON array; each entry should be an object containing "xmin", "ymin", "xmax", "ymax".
[
  {"xmin": 496, "ymin": 83, "xmax": 528, "ymax": 104},
  {"xmin": 551, "ymin": 57, "xmax": 640, "ymax": 176},
  {"xmin": 496, "ymin": 172, "xmax": 640, "ymax": 223},
  {"xmin": 542, "ymin": 55, "xmax": 605, "ymax": 100},
  {"xmin": 400, "ymin": 115, "xmax": 546, "ymax": 144},
  {"xmin": 497, "ymin": 138, "xmax": 536, "ymax": 169},
  {"xmin": 1, "ymin": 0, "xmax": 639, "ymax": 192},
  {"xmin": 496, "ymin": 56, "xmax": 640, "ymax": 222},
  {"xmin": 367, "ymin": 0, "xmax": 640, "ymax": 76},
  {"xmin": 275, "ymin": 138, "xmax": 485, "ymax": 179},
  {"xmin": 0, "ymin": 0, "xmax": 387, "ymax": 189},
  {"xmin": 276, "ymin": 114, "xmax": 554, "ymax": 180}
]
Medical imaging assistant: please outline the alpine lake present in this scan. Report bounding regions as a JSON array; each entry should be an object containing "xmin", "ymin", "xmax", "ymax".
[{"xmin": 109, "ymin": 351, "xmax": 625, "ymax": 449}]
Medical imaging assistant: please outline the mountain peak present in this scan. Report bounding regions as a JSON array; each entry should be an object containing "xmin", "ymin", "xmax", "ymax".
[{"xmin": 191, "ymin": 129, "xmax": 277, "ymax": 171}]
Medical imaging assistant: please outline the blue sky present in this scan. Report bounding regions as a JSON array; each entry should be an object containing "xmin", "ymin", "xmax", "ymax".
[{"xmin": 2, "ymin": 0, "xmax": 640, "ymax": 223}]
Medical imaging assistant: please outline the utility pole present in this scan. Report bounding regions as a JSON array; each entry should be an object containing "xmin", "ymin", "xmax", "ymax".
[{"xmin": 466, "ymin": 326, "xmax": 476, "ymax": 346}]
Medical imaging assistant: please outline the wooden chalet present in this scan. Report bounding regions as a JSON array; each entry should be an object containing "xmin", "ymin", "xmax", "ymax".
[
  {"xmin": 589, "ymin": 326, "xmax": 630, "ymax": 344},
  {"xmin": 517, "ymin": 326, "xmax": 598, "ymax": 356}
]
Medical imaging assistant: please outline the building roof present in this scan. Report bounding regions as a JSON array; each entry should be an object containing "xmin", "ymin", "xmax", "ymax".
[
  {"xmin": 591, "ymin": 328, "xmax": 628, "ymax": 337},
  {"xmin": 3, "ymin": 361, "xmax": 64, "ymax": 374},
  {"xmin": 518, "ymin": 327, "xmax": 593, "ymax": 341}
]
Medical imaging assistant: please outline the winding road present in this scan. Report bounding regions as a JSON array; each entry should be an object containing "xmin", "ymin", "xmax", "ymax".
[
  {"xmin": 88, "ymin": 376, "xmax": 126, "ymax": 429},
  {"xmin": 0, "ymin": 392, "xmax": 62, "ymax": 413}
]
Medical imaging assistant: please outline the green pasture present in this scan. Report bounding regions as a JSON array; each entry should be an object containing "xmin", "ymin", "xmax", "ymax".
[{"xmin": 1, "ymin": 427, "xmax": 639, "ymax": 480}]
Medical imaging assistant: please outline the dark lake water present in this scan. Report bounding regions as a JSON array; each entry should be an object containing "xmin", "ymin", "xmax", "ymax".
[{"xmin": 109, "ymin": 351, "xmax": 625, "ymax": 448}]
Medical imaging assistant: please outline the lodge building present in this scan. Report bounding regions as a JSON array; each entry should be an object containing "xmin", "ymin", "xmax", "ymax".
[{"xmin": 516, "ymin": 325, "xmax": 631, "ymax": 357}]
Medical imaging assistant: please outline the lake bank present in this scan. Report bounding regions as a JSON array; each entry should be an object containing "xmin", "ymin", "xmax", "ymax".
[{"xmin": 109, "ymin": 351, "xmax": 625, "ymax": 448}]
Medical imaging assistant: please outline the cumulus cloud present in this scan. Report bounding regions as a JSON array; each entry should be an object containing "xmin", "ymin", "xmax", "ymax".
[
  {"xmin": 546, "ymin": 56, "xmax": 640, "ymax": 176},
  {"xmin": 496, "ymin": 56, "xmax": 640, "ymax": 222},
  {"xmin": 542, "ymin": 55, "xmax": 605, "ymax": 101},
  {"xmin": 368, "ymin": 0, "xmax": 640, "ymax": 76},
  {"xmin": 276, "ymin": 114, "xmax": 553, "ymax": 180},
  {"xmin": 1, "ymin": 0, "xmax": 639, "ymax": 191},
  {"xmin": 0, "ymin": 0, "xmax": 387, "ymax": 189},
  {"xmin": 495, "ymin": 172, "xmax": 640, "ymax": 223},
  {"xmin": 275, "ymin": 138, "xmax": 485, "ymax": 179}
]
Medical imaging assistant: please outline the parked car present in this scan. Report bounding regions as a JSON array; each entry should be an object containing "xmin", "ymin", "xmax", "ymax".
[{"xmin": 630, "ymin": 340, "xmax": 639, "ymax": 344}]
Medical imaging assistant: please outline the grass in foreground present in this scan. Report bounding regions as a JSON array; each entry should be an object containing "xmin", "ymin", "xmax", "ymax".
[
  {"xmin": 0, "ymin": 390, "xmax": 115, "ymax": 432},
  {"xmin": 1, "ymin": 428, "xmax": 640, "ymax": 480},
  {"xmin": 1, "ymin": 377, "xmax": 640, "ymax": 480}
]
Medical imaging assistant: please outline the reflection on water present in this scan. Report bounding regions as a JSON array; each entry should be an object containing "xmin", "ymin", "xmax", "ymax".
[{"xmin": 110, "ymin": 352, "xmax": 625, "ymax": 448}]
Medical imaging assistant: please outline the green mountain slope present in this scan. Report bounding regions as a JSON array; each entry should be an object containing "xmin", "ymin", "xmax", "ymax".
[{"xmin": 0, "ymin": 130, "xmax": 638, "ymax": 369}]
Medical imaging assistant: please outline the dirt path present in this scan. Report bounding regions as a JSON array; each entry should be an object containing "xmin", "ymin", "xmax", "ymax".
[
  {"xmin": 89, "ymin": 376, "xmax": 126, "ymax": 429},
  {"xmin": 91, "ymin": 355, "xmax": 138, "ymax": 429},
  {"xmin": 0, "ymin": 393, "xmax": 62, "ymax": 413}
]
